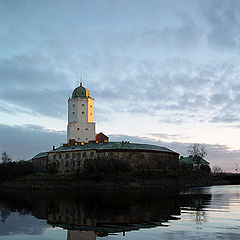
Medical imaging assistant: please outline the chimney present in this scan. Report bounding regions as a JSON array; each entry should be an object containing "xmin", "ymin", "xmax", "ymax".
[{"xmin": 52, "ymin": 146, "xmax": 55, "ymax": 150}]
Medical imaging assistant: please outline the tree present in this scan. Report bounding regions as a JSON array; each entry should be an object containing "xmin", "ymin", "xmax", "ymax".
[
  {"xmin": 188, "ymin": 143, "xmax": 207, "ymax": 158},
  {"xmin": 188, "ymin": 143, "xmax": 207, "ymax": 168},
  {"xmin": 1, "ymin": 151, "xmax": 11, "ymax": 163},
  {"xmin": 212, "ymin": 165, "xmax": 223, "ymax": 174}
]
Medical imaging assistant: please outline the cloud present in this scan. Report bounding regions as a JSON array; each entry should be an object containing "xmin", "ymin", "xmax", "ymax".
[
  {"xmin": 0, "ymin": 55, "xmax": 70, "ymax": 118},
  {"xmin": 0, "ymin": 124, "xmax": 65, "ymax": 160},
  {"xmin": 1, "ymin": 51, "xmax": 240, "ymax": 129},
  {"xmin": 0, "ymin": 212, "xmax": 48, "ymax": 236},
  {"xmin": 149, "ymin": 133, "xmax": 189, "ymax": 141},
  {"xmin": 199, "ymin": 0, "xmax": 240, "ymax": 50},
  {"xmin": 91, "ymin": 58, "xmax": 240, "ymax": 127},
  {"xmin": 1, "ymin": 0, "xmax": 240, "ymax": 127}
]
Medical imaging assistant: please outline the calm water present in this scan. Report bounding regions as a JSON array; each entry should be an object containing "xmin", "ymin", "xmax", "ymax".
[{"xmin": 0, "ymin": 185, "xmax": 239, "ymax": 240}]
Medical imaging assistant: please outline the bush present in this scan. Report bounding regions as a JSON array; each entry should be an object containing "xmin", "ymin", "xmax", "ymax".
[
  {"xmin": 81, "ymin": 157, "xmax": 131, "ymax": 175},
  {"xmin": 0, "ymin": 161, "xmax": 35, "ymax": 181},
  {"xmin": 200, "ymin": 164, "xmax": 211, "ymax": 174}
]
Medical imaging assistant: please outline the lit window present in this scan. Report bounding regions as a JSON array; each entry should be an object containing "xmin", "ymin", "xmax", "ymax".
[
  {"xmin": 90, "ymin": 105, "xmax": 92, "ymax": 108},
  {"xmin": 90, "ymin": 113, "xmax": 92, "ymax": 115}
]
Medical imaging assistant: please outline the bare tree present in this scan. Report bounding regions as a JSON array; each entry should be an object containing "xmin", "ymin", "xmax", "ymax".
[
  {"xmin": 188, "ymin": 143, "xmax": 207, "ymax": 158},
  {"xmin": 212, "ymin": 165, "xmax": 223, "ymax": 174},
  {"xmin": 1, "ymin": 151, "xmax": 11, "ymax": 163},
  {"xmin": 188, "ymin": 143, "xmax": 207, "ymax": 168}
]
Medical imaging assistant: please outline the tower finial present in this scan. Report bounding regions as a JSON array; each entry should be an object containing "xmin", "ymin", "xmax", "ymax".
[{"xmin": 80, "ymin": 71, "xmax": 83, "ymax": 86}]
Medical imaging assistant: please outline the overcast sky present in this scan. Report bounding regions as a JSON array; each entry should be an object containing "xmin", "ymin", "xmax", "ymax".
[{"xmin": 0, "ymin": 0, "xmax": 240, "ymax": 171}]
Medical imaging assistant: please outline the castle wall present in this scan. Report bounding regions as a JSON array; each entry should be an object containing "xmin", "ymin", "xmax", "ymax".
[
  {"xmin": 40, "ymin": 150, "xmax": 179, "ymax": 173},
  {"xmin": 32, "ymin": 156, "xmax": 48, "ymax": 173}
]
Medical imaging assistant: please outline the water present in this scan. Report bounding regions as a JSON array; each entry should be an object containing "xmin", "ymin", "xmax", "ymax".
[{"xmin": 0, "ymin": 185, "xmax": 239, "ymax": 240}]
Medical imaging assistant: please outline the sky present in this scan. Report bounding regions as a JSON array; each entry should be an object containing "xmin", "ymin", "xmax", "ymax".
[{"xmin": 0, "ymin": 0, "xmax": 240, "ymax": 172}]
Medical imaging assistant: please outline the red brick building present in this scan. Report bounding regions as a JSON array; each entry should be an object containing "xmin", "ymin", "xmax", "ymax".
[{"xmin": 96, "ymin": 132, "xmax": 109, "ymax": 143}]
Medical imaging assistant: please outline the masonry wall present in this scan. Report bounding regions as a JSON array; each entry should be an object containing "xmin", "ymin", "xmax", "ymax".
[
  {"xmin": 67, "ymin": 97, "xmax": 96, "ymax": 143},
  {"xmin": 32, "ymin": 156, "xmax": 48, "ymax": 172},
  {"xmin": 48, "ymin": 150, "xmax": 97, "ymax": 173},
  {"xmin": 43, "ymin": 150, "xmax": 179, "ymax": 173},
  {"xmin": 97, "ymin": 151, "xmax": 179, "ymax": 170}
]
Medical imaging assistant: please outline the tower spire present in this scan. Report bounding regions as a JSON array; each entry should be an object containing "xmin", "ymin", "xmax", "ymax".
[{"xmin": 80, "ymin": 71, "xmax": 83, "ymax": 86}]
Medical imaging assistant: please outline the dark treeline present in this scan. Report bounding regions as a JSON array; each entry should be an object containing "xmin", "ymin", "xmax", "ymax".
[{"xmin": 0, "ymin": 162, "xmax": 34, "ymax": 182}]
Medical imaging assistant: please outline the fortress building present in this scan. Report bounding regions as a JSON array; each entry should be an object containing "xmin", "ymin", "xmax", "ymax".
[
  {"xmin": 32, "ymin": 83, "xmax": 179, "ymax": 173},
  {"xmin": 67, "ymin": 83, "xmax": 95, "ymax": 143}
]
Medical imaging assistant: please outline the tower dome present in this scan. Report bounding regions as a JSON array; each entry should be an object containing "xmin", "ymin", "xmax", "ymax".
[{"xmin": 72, "ymin": 83, "xmax": 90, "ymax": 98}]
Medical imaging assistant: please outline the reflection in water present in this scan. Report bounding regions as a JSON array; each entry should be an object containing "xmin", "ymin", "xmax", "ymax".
[
  {"xmin": 0, "ymin": 188, "xmax": 213, "ymax": 239},
  {"xmin": 67, "ymin": 230, "xmax": 96, "ymax": 240}
]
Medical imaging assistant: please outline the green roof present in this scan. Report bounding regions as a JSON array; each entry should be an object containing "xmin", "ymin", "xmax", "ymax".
[
  {"xmin": 50, "ymin": 142, "xmax": 178, "ymax": 154},
  {"xmin": 32, "ymin": 152, "xmax": 48, "ymax": 159},
  {"xmin": 179, "ymin": 156, "xmax": 209, "ymax": 165},
  {"xmin": 72, "ymin": 84, "xmax": 90, "ymax": 98}
]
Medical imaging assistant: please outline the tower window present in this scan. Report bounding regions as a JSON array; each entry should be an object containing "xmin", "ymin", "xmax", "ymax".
[
  {"xmin": 82, "ymin": 111, "xmax": 84, "ymax": 114},
  {"xmin": 77, "ymin": 128, "xmax": 80, "ymax": 130},
  {"xmin": 73, "ymin": 112, "xmax": 75, "ymax": 114},
  {"xmin": 90, "ymin": 113, "xmax": 92, "ymax": 115},
  {"xmin": 85, "ymin": 128, "xmax": 88, "ymax": 131},
  {"xmin": 86, "ymin": 138, "xmax": 88, "ymax": 140},
  {"xmin": 82, "ymin": 104, "xmax": 84, "ymax": 106},
  {"xmin": 73, "ymin": 104, "xmax": 75, "ymax": 107},
  {"xmin": 90, "ymin": 105, "xmax": 92, "ymax": 108}
]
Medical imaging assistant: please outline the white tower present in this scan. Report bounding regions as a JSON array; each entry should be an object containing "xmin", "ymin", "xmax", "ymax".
[{"xmin": 67, "ymin": 83, "xmax": 96, "ymax": 143}]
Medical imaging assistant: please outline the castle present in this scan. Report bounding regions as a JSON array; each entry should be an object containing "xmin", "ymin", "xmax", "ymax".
[{"xmin": 32, "ymin": 84, "xmax": 179, "ymax": 172}]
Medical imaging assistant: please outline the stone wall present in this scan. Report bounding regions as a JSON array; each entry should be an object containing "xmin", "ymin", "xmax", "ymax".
[
  {"xmin": 34, "ymin": 150, "xmax": 179, "ymax": 173},
  {"xmin": 32, "ymin": 156, "xmax": 48, "ymax": 172},
  {"xmin": 48, "ymin": 150, "xmax": 97, "ymax": 172}
]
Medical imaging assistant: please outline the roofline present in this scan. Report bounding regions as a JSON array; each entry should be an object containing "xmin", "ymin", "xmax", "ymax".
[{"xmin": 48, "ymin": 147, "xmax": 179, "ymax": 155}]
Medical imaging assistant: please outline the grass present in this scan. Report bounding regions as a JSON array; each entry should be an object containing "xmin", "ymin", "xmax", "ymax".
[
  {"xmin": 20, "ymin": 172, "xmax": 77, "ymax": 180},
  {"xmin": 19, "ymin": 168, "xmax": 210, "ymax": 182}
]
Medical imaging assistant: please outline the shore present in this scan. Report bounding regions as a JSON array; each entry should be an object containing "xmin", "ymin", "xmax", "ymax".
[{"xmin": 1, "ymin": 170, "xmax": 239, "ymax": 191}]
